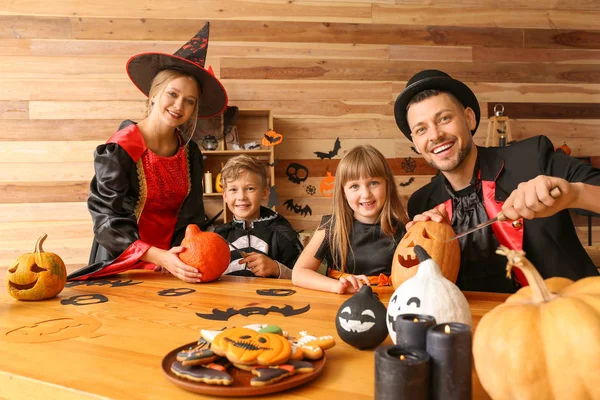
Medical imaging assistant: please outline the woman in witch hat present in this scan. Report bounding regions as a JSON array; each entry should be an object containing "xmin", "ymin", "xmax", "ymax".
[{"xmin": 68, "ymin": 23, "xmax": 227, "ymax": 283}]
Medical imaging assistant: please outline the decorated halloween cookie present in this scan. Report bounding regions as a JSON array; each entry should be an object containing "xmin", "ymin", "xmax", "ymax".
[
  {"xmin": 211, "ymin": 327, "xmax": 292, "ymax": 366},
  {"xmin": 170, "ymin": 361, "xmax": 233, "ymax": 385},
  {"xmin": 292, "ymin": 331, "xmax": 336, "ymax": 360}
]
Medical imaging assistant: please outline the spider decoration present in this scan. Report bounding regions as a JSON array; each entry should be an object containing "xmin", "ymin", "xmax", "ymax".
[
  {"xmin": 401, "ymin": 157, "xmax": 416, "ymax": 173},
  {"xmin": 305, "ymin": 185, "xmax": 317, "ymax": 196}
]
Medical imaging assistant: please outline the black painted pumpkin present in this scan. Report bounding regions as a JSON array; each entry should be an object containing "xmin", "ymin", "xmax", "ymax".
[{"xmin": 335, "ymin": 285, "xmax": 388, "ymax": 349}]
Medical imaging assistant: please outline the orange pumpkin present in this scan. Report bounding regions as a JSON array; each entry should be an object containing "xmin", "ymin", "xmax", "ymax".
[
  {"xmin": 555, "ymin": 141, "xmax": 572, "ymax": 156},
  {"xmin": 179, "ymin": 224, "xmax": 230, "ymax": 282},
  {"xmin": 262, "ymin": 129, "xmax": 283, "ymax": 147},
  {"xmin": 211, "ymin": 327, "xmax": 292, "ymax": 366},
  {"xmin": 390, "ymin": 221, "xmax": 460, "ymax": 288},
  {"xmin": 474, "ymin": 247, "xmax": 600, "ymax": 400},
  {"xmin": 6, "ymin": 234, "xmax": 67, "ymax": 301},
  {"xmin": 320, "ymin": 172, "xmax": 335, "ymax": 198}
]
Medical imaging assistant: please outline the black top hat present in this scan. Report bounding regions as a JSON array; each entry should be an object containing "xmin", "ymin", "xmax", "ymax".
[
  {"xmin": 394, "ymin": 69, "xmax": 480, "ymax": 140},
  {"xmin": 126, "ymin": 22, "xmax": 228, "ymax": 118}
]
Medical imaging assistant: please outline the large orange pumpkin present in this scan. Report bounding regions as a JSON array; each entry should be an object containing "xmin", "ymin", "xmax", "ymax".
[
  {"xmin": 473, "ymin": 246, "xmax": 600, "ymax": 400},
  {"xmin": 6, "ymin": 234, "xmax": 67, "ymax": 301},
  {"xmin": 179, "ymin": 224, "xmax": 230, "ymax": 282},
  {"xmin": 390, "ymin": 221, "xmax": 460, "ymax": 288}
]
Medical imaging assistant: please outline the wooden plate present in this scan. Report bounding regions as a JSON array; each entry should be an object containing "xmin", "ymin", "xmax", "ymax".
[{"xmin": 161, "ymin": 341, "xmax": 327, "ymax": 397}]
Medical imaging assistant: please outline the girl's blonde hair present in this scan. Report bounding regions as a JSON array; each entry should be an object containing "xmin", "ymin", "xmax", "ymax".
[
  {"xmin": 327, "ymin": 145, "xmax": 408, "ymax": 272},
  {"xmin": 147, "ymin": 69, "xmax": 201, "ymax": 142}
]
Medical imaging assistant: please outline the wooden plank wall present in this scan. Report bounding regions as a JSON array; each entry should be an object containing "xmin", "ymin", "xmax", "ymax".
[{"xmin": 1, "ymin": 1, "xmax": 600, "ymax": 271}]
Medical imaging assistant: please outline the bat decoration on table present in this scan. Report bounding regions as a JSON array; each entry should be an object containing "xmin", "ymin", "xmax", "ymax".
[
  {"xmin": 399, "ymin": 177, "xmax": 415, "ymax": 187},
  {"xmin": 314, "ymin": 137, "xmax": 341, "ymax": 159},
  {"xmin": 283, "ymin": 199, "xmax": 312, "ymax": 217}
]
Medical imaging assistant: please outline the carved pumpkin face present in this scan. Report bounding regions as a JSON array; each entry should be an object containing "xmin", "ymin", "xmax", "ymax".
[
  {"xmin": 335, "ymin": 285, "xmax": 388, "ymax": 349},
  {"xmin": 211, "ymin": 327, "xmax": 291, "ymax": 366},
  {"xmin": 320, "ymin": 172, "xmax": 335, "ymax": 198},
  {"xmin": 262, "ymin": 129, "xmax": 283, "ymax": 146},
  {"xmin": 6, "ymin": 234, "xmax": 67, "ymax": 301},
  {"xmin": 390, "ymin": 221, "xmax": 460, "ymax": 288}
]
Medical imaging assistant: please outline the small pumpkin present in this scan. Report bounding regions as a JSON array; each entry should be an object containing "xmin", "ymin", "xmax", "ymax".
[
  {"xmin": 335, "ymin": 285, "xmax": 388, "ymax": 349},
  {"xmin": 215, "ymin": 172, "xmax": 223, "ymax": 193},
  {"xmin": 262, "ymin": 129, "xmax": 283, "ymax": 147},
  {"xmin": 386, "ymin": 245, "xmax": 471, "ymax": 343},
  {"xmin": 319, "ymin": 172, "xmax": 335, "ymax": 198},
  {"xmin": 6, "ymin": 234, "xmax": 67, "ymax": 301},
  {"xmin": 178, "ymin": 224, "xmax": 230, "ymax": 282},
  {"xmin": 391, "ymin": 221, "xmax": 460, "ymax": 288},
  {"xmin": 473, "ymin": 247, "xmax": 600, "ymax": 400},
  {"xmin": 211, "ymin": 327, "xmax": 292, "ymax": 366}
]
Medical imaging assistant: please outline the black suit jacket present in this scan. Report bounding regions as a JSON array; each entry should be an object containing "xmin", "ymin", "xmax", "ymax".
[{"xmin": 408, "ymin": 135, "xmax": 600, "ymax": 282}]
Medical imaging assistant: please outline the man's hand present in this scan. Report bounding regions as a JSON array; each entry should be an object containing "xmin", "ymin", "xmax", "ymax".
[
  {"xmin": 502, "ymin": 175, "xmax": 571, "ymax": 220},
  {"xmin": 406, "ymin": 203, "xmax": 452, "ymax": 230}
]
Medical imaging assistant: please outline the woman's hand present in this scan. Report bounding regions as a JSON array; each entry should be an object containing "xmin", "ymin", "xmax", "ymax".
[
  {"xmin": 405, "ymin": 203, "xmax": 451, "ymax": 230},
  {"xmin": 148, "ymin": 246, "xmax": 202, "ymax": 283},
  {"xmin": 239, "ymin": 252, "xmax": 279, "ymax": 278},
  {"xmin": 334, "ymin": 275, "xmax": 370, "ymax": 294}
]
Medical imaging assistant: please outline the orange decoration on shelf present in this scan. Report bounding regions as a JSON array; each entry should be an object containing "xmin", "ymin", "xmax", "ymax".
[
  {"xmin": 319, "ymin": 172, "xmax": 335, "ymax": 198},
  {"xmin": 6, "ymin": 234, "xmax": 67, "ymax": 301},
  {"xmin": 262, "ymin": 130, "xmax": 283, "ymax": 147},
  {"xmin": 179, "ymin": 224, "xmax": 230, "ymax": 282},
  {"xmin": 555, "ymin": 142, "xmax": 572, "ymax": 156}
]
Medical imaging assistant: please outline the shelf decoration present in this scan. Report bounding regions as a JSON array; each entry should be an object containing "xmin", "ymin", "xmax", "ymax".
[
  {"xmin": 262, "ymin": 129, "xmax": 283, "ymax": 147},
  {"xmin": 485, "ymin": 104, "xmax": 513, "ymax": 148}
]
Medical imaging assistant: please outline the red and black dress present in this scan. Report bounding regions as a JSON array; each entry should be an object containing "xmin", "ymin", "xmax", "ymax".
[{"xmin": 67, "ymin": 121, "xmax": 207, "ymax": 280}]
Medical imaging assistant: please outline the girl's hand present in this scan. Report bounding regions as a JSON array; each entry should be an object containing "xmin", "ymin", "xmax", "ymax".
[
  {"xmin": 153, "ymin": 246, "xmax": 202, "ymax": 283},
  {"xmin": 335, "ymin": 275, "xmax": 370, "ymax": 294},
  {"xmin": 239, "ymin": 252, "xmax": 279, "ymax": 277},
  {"xmin": 405, "ymin": 203, "xmax": 451, "ymax": 230}
]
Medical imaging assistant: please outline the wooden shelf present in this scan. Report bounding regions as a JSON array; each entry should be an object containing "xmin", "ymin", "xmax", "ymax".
[
  {"xmin": 203, "ymin": 192, "xmax": 222, "ymax": 197},
  {"xmin": 203, "ymin": 149, "xmax": 272, "ymax": 156}
]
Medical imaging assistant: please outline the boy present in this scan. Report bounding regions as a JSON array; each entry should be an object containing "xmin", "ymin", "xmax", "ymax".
[{"xmin": 214, "ymin": 155, "xmax": 303, "ymax": 278}]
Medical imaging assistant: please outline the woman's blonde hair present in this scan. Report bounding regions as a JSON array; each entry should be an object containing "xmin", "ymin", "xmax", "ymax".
[
  {"xmin": 326, "ymin": 145, "xmax": 408, "ymax": 272},
  {"xmin": 147, "ymin": 69, "xmax": 201, "ymax": 142}
]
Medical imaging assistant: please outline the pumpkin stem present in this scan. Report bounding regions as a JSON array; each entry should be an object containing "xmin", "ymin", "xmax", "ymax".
[
  {"xmin": 414, "ymin": 245, "xmax": 431, "ymax": 262},
  {"xmin": 35, "ymin": 233, "xmax": 48, "ymax": 254},
  {"xmin": 496, "ymin": 246, "xmax": 553, "ymax": 303}
]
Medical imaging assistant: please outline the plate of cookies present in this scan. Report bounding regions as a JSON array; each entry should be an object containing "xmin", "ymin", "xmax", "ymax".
[{"xmin": 161, "ymin": 324, "xmax": 334, "ymax": 397}]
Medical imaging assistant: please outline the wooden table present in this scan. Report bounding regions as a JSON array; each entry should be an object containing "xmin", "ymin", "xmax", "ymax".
[{"xmin": 0, "ymin": 270, "xmax": 507, "ymax": 399}]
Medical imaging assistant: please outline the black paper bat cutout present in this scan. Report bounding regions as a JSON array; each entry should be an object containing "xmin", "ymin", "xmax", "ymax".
[
  {"xmin": 65, "ymin": 279, "xmax": 142, "ymax": 288},
  {"xmin": 256, "ymin": 289, "xmax": 296, "ymax": 297},
  {"xmin": 245, "ymin": 143, "xmax": 261, "ymax": 150},
  {"xmin": 195, "ymin": 304, "xmax": 310, "ymax": 321},
  {"xmin": 268, "ymin": 185, "xmax": 278, "ymax": 208},
  {"xmin": 410, "ymin": 146, "xmax": 419, "ymax": 155},
  {"xmin": 263, "ymin": 133, "xmax": 280, "ymax": 143},
  {"xmin": 61, "ymin": 294, "xmax": 109, "ymax": 306},
  {"xmin": 314, "ymin": 137, "xmax": 341, "ymax": 159},
  {"xmin": 399, "ymin": 177, "xmax": 415, "ymax": 187},
  {"xmin": 266, "ymin": 158, "xmax": 279, "ymax": 167},
  {"xmin": 283, "ymin": 199, "xmax": 312, "ymax": 217}
]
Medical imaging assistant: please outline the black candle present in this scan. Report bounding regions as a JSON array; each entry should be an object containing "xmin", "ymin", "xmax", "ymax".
[
  {"xmin": 375, "ymin": 345, "xmax": 430, "ymax": 400},
  {"xmin": 426, "ymin": 323, "xmax": 472, "ymax": 400},
  {"xmin": 394, "ymin": 313, "xmax": 436, "ymax": 351}
]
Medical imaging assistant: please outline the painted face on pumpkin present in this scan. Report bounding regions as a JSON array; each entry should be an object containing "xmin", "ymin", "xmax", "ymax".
[
  {"xmin": 386, "ymin": 291, "xmax": 423, "ymax": 339},
  {"xmin": 335, "ymin": 285, "xmax": 389, "ymax": 350}
]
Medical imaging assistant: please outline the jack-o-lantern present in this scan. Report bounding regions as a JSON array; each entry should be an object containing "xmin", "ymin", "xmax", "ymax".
[
  {"xmin": 211, "ymin": 327, "xmax": 292, "ymax": 366},
  {"xmin": 262, "ymin": 129, "xmax": 283, "ymax": 147},
  {"xmin": 335, "ymin": 285, "xmax": 388, "ymax": 349},
  {"xmin": 215, "ymin": 171, "xmax": 223, "ymax": 193},
  {"xmin": 6, "ymin": 234, "xmax": 67, "ymax": 301},
  {"xmin": 386, "ymin": 245, "xmax": 471, "ymax": 343},
  {"xmin": 320, "ymin": 172, "xmax": 335, "ymax": 198},
  {"xmin": 179, "ymin": 224, "xmax": 230, "ymax": 282},
  {"xmin": 391, "ymin": 221, "xmax": 460, "ymax": 288}
]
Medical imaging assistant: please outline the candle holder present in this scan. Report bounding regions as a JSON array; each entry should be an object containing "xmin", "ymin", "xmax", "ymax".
[
  {"xmin": 375, "ymin": 345, "xmax": 430, "ymax": 400},
  {"xmin": 394, "ymin": 313, "xmax": 436, "ymax": 351},
  {"xmin": 426, "ymin": 322, "xmax": 472, "ymax": 400}
]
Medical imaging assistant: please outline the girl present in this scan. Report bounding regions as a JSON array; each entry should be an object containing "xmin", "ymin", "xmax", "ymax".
[
  {"xmin": 292, "ymin": 145, "xmax": 409, "ymax": 294},
  {"xmin": 67, "ymin": 23, "xmax": 227, "ymax": 283}
]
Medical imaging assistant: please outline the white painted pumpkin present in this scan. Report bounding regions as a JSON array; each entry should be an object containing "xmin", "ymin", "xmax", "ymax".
[{"xmin": 386, "ymin": 245, "xmax": 472, "ymax": 343}]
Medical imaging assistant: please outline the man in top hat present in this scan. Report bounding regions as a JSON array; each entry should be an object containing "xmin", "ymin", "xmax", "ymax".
[{"xmin": 395, "ymin": 69, "xmax": 600, "ymax": 292}]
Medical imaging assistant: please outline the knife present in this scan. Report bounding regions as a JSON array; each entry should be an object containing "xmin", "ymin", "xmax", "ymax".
[{"xmin": 446, "ymin": 186, "xmax": 562, "ymax": 242}]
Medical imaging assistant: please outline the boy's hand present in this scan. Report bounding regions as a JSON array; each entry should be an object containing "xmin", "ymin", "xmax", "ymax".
[{"xmin": 239, "ymin": 252, "xmax": 279, "ymax": 277}]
